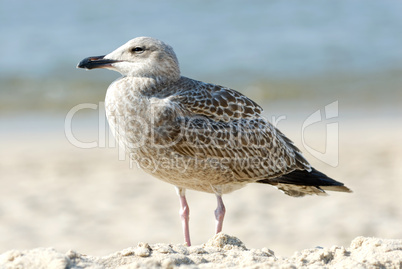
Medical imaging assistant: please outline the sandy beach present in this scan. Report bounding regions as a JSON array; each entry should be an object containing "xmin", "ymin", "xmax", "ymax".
[
  {"xmin": 1, "ymin": 234, "xmax": 401, "ymax": 268},
  {"xmin": 0, "ymin": 108, "xmax": 401, "ymax": 268}
]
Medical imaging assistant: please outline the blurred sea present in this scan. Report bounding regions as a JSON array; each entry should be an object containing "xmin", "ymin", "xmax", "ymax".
[{"xmin": 0, "ymin": 0, "xmax": 401, "ymax": 113}]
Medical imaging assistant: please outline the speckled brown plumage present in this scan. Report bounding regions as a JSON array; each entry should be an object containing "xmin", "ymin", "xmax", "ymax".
[{"xmin": 78, "ymin": 37, "xmax": 351, "ymax": 246}]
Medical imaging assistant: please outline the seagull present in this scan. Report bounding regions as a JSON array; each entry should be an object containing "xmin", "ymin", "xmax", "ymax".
[{"xmin": 77, "ymin": 37, "xmax": 351, "ymax": 246}]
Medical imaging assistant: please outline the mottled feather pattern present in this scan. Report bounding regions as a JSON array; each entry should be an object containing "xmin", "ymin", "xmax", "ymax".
[
  {"xmin": 104, "ymin": 75, "xmax": 320, "ymax": 194},
  {"xmin": 166, "ymin": 77, "xmax": 311, "ymax": 179},
  {"xmin": 95, "ymin": 37, "xmax": 350, "ymax": 197},
  {"xmin": 172, "ymin": 78, "xmax": 262, "ymax": 122}
]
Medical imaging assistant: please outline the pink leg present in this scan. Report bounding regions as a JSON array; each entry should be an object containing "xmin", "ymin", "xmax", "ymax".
[
  {"xmin": 215, "ymin": 195, "xmax": 226, "ymax": 234},
  {"xmin": 177, "ymin": 188, "xmax": 191, "ymax": 246}
]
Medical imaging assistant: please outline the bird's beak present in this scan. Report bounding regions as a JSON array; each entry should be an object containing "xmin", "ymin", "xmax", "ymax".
[{"xmin": 77, "ymin": 55, "xmax": 119, "ymax": 70}]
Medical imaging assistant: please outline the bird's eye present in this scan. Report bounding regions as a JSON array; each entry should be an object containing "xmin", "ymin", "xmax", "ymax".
[{"xmin": 131, "ymin": 47, "xmax": 144, "ymax": 53}]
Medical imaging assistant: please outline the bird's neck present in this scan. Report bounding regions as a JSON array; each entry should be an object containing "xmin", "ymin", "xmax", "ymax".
[{"xmin": 121, "ymin": 75, "xmax": 178, "ymax": 97}]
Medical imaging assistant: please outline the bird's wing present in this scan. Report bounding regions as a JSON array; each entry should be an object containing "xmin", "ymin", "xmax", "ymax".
[
  {"xmin": 165, "ymin": 81, "xmax": 311, "ymax": 181},
  {"xmin": 171, "ymin": 80, "xmax": 263, "ymax": 122}
]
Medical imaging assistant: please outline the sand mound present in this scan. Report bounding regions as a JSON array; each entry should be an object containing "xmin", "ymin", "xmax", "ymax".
[{"xmin": 1, "ymin": 234, "xmax": 401, "ymax": 268}]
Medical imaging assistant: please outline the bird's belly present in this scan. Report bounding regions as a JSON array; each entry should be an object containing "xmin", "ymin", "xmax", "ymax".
[{"xmin": 127, "ymin": 146, "xmax": 247, "ymax": 194}]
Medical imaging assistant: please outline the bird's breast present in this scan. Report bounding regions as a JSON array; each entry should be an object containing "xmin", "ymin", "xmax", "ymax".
[{"xmin": 104, "ymin": 78, "xmax": 180, "ymax": 155}]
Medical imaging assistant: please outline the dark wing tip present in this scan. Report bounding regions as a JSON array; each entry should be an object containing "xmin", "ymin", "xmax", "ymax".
[{"xmin": 257, "ymin": 167, "xmax": 352, "ymax": 196}]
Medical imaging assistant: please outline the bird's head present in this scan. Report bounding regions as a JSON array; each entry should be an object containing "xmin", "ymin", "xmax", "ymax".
[{"xmin": 77, "ymin": 37, "xmax": 180, "ymax": 82}]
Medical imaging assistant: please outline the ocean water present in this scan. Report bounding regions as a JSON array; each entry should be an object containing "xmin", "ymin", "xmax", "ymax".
[{"xmin": 0, "ymin": 0, "xmax": 401, "ymax": 112}]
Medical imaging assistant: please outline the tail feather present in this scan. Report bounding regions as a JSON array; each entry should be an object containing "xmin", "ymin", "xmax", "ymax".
[{"xmin": 257, "ymin": 168, "xmax": 352, "ymax": 197}]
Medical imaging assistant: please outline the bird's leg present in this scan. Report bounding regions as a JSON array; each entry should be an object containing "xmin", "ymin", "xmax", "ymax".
[
  {"xmin": 214, "ymin": 195, "xmax": 226, "ymax": 234},
  {"xmin": 179, "ymin": 195, "xmax": 191, "ymax": 246},
  {"xmin": 176, "ymin": 187, "xmax": 191, "ymax": 246}
]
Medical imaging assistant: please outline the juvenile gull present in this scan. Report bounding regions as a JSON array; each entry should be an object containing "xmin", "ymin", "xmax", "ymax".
[{"xmin": 77, "ymin": 37, "xmax": 351, "ymax": 246}]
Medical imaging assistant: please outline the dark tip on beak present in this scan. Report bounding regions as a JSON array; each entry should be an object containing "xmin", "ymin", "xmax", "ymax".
[{"xmin": 77, "ymin": 55, "xmax": 119, "ymax": 70}]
